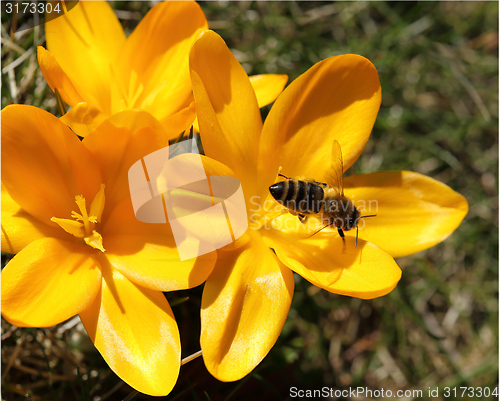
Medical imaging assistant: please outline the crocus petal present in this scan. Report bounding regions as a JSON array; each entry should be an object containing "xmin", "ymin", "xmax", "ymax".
[
  {"xmin": 1, "ymin": 238, "xmax": 101, "ymax": 327},
  {"xmin": 82, "ymin": 110, "xmax": 170, "ymax": 211},
  {"xmin": 83, "ymin": 111, "xmax": 216, "ymax": 291},
  {"xmin": 157, "ymin": 153, "xmax": 251, "ymax": 252},
  {"xmin": 159, "ymin": 100, "xmax": 197, "ymax": 140},
  {"xmin": 343, "ymin": 171, "xmax": 469, "ymax": 258},
  {"xmin": 257, "ymin": 54, "xmax": 381, "ymax": 193},
  {"xmin": 190, "ymin": 30, "xmax": 263, "ymax": 186},
  {"xmin": 249, "ymin": 74, "xmax": 289, "ymax": 108},
  {"xmin": 201, "ymin": 232, "xmax": 294, "ymax": 381},
  {"xmin": 79, "ymin": 266, "xmax": 180, "ymax": 396},
  {"xmin": 1, "ymin": 105, "xmax": 102, "ymax": 223},
  {"xmin": 59, "ymin": 102, "xmax": 108, "ymax": 137},
  {"xmin": 156, "ymin": 153, "xmax": 238, "ymax": 213},
  {"xmin": 117, "ymin": 1, "xmax": 208, "ymax": 121},
  {"xmin": 266, "ymin": 230, "xmax": 401, "ymax": 299},
  {"xmin": 102, "ymin": 199, "xmax": 216, "ymax": 291},
  {"xmin": 1, "ymin": 184, "xmax": 63, "ymax": 254},
  {"xmin": 45, "ymin": 0, "xmax": 125, "ymax": 112},
  {"xmin": 37, "ymin": 46, "xmax": 83, "ymax": 105},
  {"xmin": 190, "ymin": 73, "xmax": 287, "ymax": 134}
]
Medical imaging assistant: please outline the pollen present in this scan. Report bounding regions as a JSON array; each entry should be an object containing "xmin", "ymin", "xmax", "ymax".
[{"xmin": 51, "ymin": 184, "xmax": 106, "ymax": 252}]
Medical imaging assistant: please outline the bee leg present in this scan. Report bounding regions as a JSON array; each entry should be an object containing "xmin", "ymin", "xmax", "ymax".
[
  {"xmin": 337, "ymin": 227, "xmax": 346, "ymax": 253},
  {"xmin": 298, "ymin": 213, "xmax": 307, "ymax": 223},
  {"xmin": 278, "ymin": 173, "xmax": 291, "ymax": 179}
]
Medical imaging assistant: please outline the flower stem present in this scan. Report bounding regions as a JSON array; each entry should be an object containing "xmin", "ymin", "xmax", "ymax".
[{"xmin": 181, "ymin": 350, "xmax": 203, "ymax": 366}]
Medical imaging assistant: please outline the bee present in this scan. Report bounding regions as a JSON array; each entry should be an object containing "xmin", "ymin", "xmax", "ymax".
[{"xmin": 268, "ymin": 140, "xmax": 375, "ymax": 252}]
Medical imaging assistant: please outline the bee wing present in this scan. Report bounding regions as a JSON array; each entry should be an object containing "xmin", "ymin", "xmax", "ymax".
[{"xmin": 324, "ymin": 140, "xmax": 344, "ymax": 194}]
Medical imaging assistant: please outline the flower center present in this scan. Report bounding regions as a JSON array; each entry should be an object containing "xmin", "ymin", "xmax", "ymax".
[
  {"xmin": 110, "ymin": 68, "xmax": 145, "ymax": 112},
  {"xmin": 51, "ymin": 184, "xmax": 106, "ymax": 252}
]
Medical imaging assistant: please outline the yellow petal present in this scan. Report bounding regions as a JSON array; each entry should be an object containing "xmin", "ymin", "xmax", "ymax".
[
  {"xmin": 257, "ymin": 54, "xmax": 381, "ymax": 192},
  {"xmin": 1, "ymin": 238, "xmax": 101, "ymax": 327},
  {"xmin": 117, "ymin": 1, "xmax": 208, "ymax": 121},
  {"xmin": 190, "ymin": 73, "xmax": 286, "ymax": 133},
  {"xmin": 79, "ymin": 266, "xmax": 180, "ymax": 396},
  {"xmin": 82, "ymin": 110, "xmax": 170, "ymax": 211},
  {"xmin": 59, "ymin": 102, "xmax": 108, "ymax": 137},
  {"xmin": 266, "ymin": 230, "xmax": 401, "ymax": 299},
  {"xmin": 1, "ymin": 105, "xmax": 103, "ymax": 223},
  {"xmin": 156, "ymin": 150, "xmax": 254, "ymax": 222},
  {"xmin": 45, "ymin": 0, "xmax": 125, "ymax": 112},
  {"xmin": 102, "ymin": 198, "xmax": 216, "ymax": 291},
  {"xmin": 82, "ymin": 111, "xmax": 216, "ymax": 291},
  {"xmin": 201, "ymin": 232, "xmax": 294, "ymax": 381},
  {"xmin": 37, "ymin": 46, "xmax": 83, "ymax": 106},
  {"xmin": 343, "ymin": 171, "xmax": 469, "ymax": 258},
  {"xmin": 157, "ymin": 153, "xmax": 250, "ymax": 254},
  {"xmin": 249, "ymin": 74, "xmax": 288, "ymax": 108},
  {"xmin": 1, "ymin": 184, "xmax": 63, "ymax": 254},
  {"xmin": 190, "ymin": 30, "xmax": 263, "ymax": 185},
  {"xmin": 159, "ymin": 100, "xmax": 197, "ymax": 140}
]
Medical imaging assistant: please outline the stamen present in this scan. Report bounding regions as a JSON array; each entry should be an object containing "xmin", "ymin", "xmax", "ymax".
[
  {"xmin": 71, "ymin": 211, "xmax": 84, "ymax": 221},
  {"xmin": 75, "ymin": 195, "xmax": 92, "ymax": 234},
  {"xmin": 51, "ymin": 185, "xmax": 106, "ymax": 252},
  {"xmin": 85, "ymin": 230, "xmax": 105, "ymax": 253},
  {"xmin": 109, "ymin": 64, "xmax": 127, "ymax": 110},
  {"xmin": 127, "ymin": 70, "xmax": 144, "ymax": 108},
  {"xmin": 51, "ymin": 217, "xmax": 85, "ymax": 238},
  {"xmin": 89, "ymin": 184, "xmax": 106, "ymax": 222},
  {"xmin": 110, "ymin": 67, "xmax": 145, "ymax": 110}
]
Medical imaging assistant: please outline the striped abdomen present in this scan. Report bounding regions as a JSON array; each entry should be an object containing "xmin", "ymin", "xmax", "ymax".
[{"xmin": 269, "ymin": 180, "xmax": 325, "ymax": 214}]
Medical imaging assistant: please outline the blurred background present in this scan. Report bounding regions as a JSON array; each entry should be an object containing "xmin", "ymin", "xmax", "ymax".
[{"xmin": 1, "ymin": 1, "xmax": 498, "ymax": 400}]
